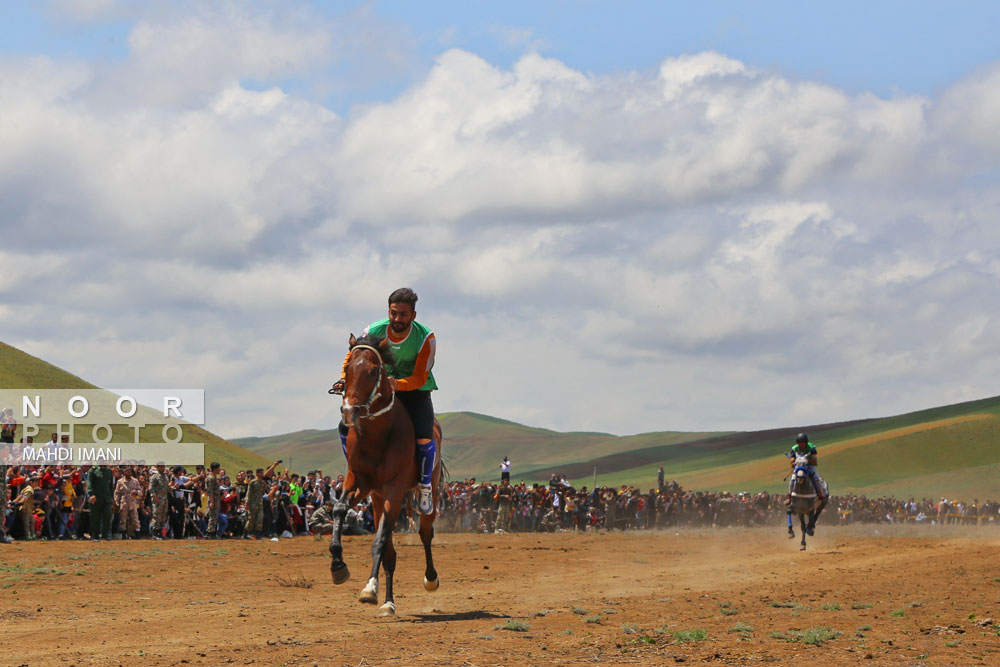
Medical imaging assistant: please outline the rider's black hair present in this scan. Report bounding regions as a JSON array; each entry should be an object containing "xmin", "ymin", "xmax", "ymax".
[{"xmin": 387, "ymin": 287, "xmax": 418, "ymax": 309}]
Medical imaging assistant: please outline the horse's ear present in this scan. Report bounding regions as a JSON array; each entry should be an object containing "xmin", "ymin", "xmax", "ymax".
[{"xmin": 349, "ymin": 333, "xmax": 356, "ymax": 348}]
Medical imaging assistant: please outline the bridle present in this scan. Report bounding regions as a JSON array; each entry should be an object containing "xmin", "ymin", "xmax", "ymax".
[{"xmin": 341, "ymin": 345, "xmax": 394, "ymax": 420}]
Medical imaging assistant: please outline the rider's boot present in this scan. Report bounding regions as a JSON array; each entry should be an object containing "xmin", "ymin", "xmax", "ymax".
[{"xmin": 415, "ymin": 440, "xmax": 437, "ymax": 515}]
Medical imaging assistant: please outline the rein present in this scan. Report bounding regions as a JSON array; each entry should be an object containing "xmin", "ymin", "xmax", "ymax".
[{"xmin": 342, "ymin": 345, "xmax": 395, "ymax": 420}]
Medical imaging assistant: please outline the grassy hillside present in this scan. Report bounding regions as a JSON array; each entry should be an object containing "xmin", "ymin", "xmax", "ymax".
[
  {"xmin": 0, "ymin": 342, "xmax": 275, "ymax": 474},
  {"xmin": 234, "ymin": 411, "xmax": 724, "ymax": 481},
  {"xmin": 568, "ymin": 398, "xmax": 1000, "ymax": 498}
]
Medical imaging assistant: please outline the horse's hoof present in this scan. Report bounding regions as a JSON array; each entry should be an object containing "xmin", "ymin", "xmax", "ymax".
[
  {"xmin": 787, "ymin": 532, "xmax": 794, "ymax": 539},
  {"xmin": 331, "ymin": 564, "xmax": 350, "ymax": 585},
  {"xmin": 379, "ymin": 601, "xmax": 396, "ymax": 616},
  {"xmin": 359, "ymin": 577, "xmax": 379, "ymax": 604},
  {"xmin": 423, "ymin": 576, "xmax": 439, "ymax": 592},
  {"xmin": 800, "ymin": 545, "xmax": 807, "ymax": 551}
]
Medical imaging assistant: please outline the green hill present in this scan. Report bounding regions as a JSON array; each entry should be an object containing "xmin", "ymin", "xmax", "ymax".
[
  {"xmin": 0, "ymin": 342, "xmax": 274, "ymax": 474},
  {"xmin": 233, "ymin": 411, "xmax": 724, "ymax": 482}
]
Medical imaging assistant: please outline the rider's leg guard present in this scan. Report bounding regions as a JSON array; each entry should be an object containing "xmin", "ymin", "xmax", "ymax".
[
  {"xmin": 416, "ymin": 440, "xmax": 436, "ymax": 514},
  {"xmin": 416, "ymin": 440, "xmax": 436, "ymax": 486},
  {"xmin": 808, "ymin": 469, "xmax": 826, "ymax": 499},
  {"xmin": 338, "ymin": 421, "xmax": 348, "ymax": 458}
]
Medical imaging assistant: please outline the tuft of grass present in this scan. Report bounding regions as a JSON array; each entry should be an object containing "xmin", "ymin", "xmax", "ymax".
[
  {"xmin": 945, "ymin": 640, "xmax": 960, "ymax": 648},
  {"xmin": 771, "ymin": 626, "xmax": 841, "ymax": 646},
  {"xmin": 823, "ymin": 603, "xmax": 842, "ymax": 611},
  {"xmin": 721, "ymin": 608, "xmax": 739, "ymax": 616},
  {"xmin": 730, "ymin": 623, "xmax": 753, "ymax": 640},
  {"xmin": 494, "ymin": 619, "xmax": 529, "ymax": 632},
  {"xmin": 672, "ymin": 629, "xmax": 708, "ymax": 643},
  {"xmin": 770, "ymin": 601, "xmax": 796, "ymax": 608},
  {"xmin": 571, "ymin": 606, "xmax": 589, "ymax": 615},
  {"xmin": 477, "ymin": 635, "xmax": 493, "ymax": 640},
  {"xmin": 851, "ymin": 602, "xmax": 874, "ymax": 610},
  {"xmin": 621, "ymin": 623, "xmax": 639, "ymax": 634},
  {"xmin": 584, "ymin": 616, "xmax": 602, "ymax": 624},
  {"xmin": 857, "ymin": 624, "xmax": 872, "ymax": 631},
  {"xmin": 800, "ymin": 626, "xmax": 842, "ymax": 646},
  {"xmin": 889, "ymin": 609, "xmax": 905, "ymax": 618},
  {"xmin": 274, "ymin": 573, "xmax": 312, "ymax": 589},
  {"xmin": 534, "ymin": 609, "xmax": 550, "ymax": 617}
]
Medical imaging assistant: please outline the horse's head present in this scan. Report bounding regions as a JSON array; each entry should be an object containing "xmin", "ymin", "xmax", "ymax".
[{"xmin": 341, "ymin": 333, "xmax": 394, "ymax": 429}]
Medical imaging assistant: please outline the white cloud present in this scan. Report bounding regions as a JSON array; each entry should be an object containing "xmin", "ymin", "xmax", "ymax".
[{"xmin": 3, "ymin": 5, "xmax": 1000, "ymax": 439}]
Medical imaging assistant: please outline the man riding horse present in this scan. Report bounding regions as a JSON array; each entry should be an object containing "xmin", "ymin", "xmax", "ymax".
[
  {"xmin": 785, "ymin": 432, "xmax": 826, "ymax": 504},
  {"xmin": 332, "ymin": 287, "xmax": 438, "ymax": 515}
]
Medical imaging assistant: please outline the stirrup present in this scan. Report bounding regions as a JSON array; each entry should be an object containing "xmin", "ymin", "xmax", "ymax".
[{"xmin": 417, "ymin": 484, "xmax": 434, "ymax": 515}]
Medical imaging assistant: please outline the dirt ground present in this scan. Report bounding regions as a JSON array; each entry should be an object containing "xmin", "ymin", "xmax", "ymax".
[{"xmin": 2, "ymin": 525, "xmax": 1000, "ymax": 666}]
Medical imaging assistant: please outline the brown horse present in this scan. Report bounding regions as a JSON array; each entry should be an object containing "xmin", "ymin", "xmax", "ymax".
[{"xmin": 328, "ymin": 333, "xmax": 443, "ymax": 616}]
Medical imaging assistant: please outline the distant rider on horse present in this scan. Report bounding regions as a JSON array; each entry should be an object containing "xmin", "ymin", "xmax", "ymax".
[
  {"xmin": 785, "ymin": 433, "xmax": 826, "ymax": 504},
  {"xmin": 332, "ymin": 287, "xmax": 439, "ymax": 515}
]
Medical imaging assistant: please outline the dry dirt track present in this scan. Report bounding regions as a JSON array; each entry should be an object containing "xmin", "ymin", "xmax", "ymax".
[{"xmin": 2, "ymin": 526, "xmax": 1000, "ymax": 666}]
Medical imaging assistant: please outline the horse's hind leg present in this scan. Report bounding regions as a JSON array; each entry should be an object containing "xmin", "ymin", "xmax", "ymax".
[
  {"xmin": 799, "ymin": 513, "xmax": 808, "ymax": 551},
  {"xmin": 420, "ymin": 512, "xmax": 439, "ymax": 591},
  {"xmin": 329, "ymin": 498, "xmax": 351, "ymax": 584}
]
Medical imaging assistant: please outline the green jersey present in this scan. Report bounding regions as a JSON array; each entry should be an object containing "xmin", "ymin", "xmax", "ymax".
[{"xmin": 365, "ymin": 319, "xmax": 438, "ymax": 391}]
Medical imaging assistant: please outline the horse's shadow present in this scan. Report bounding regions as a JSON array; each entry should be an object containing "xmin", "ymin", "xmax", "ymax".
[{"xmin": 403, "ymin": 610, "xmax": 508, "ymax": 623}]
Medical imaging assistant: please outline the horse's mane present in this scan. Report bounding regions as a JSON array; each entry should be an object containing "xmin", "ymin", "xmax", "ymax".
[{"xmin": 350, "ymin": 333, "xmax": 395, "ymax": 366}]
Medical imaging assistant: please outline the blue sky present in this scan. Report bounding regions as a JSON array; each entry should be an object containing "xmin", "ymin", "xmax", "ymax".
[
  {"xmin": 4, "ymin": 2, "xmax": 1000, "ymax": 105},
  {"xmin": 2, "ymin": 1, "xmax": 1000, "ymax": 438}
]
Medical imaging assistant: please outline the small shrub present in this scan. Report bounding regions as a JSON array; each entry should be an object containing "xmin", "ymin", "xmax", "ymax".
[
  {"xmin": 721, "ymin": 608, "xmax": 739, "ymax": 616},
  {"xmin": 823, "ymin": 603, "xmax": 842, "ymax": 611},
  {"xmin": 672, "ymin": 629, "xmax": 708, "ymax": 643},
  {"xmin": 571, "ymin": 606, "xmax": 589, "ymax": 615},
  {"xmin": 584, "ymin": 616, "xmax": 602, "ymax": 624},
  {"xmin": 945, "ymin": 640, "xmax": 960, "ymax": 648},
  {"xmin": 800, "ymin": 626, "xmax": 842, "ymax": 646},
  {"xmin": 857, "ymin": 624, "xmax": 872, "ymax": 631},
  {"xmin": 621, "ymin": 623, "xmax": 639, "ymax": 634},
  {"xmin": 889, "ymin": 609, "xmax": 905, "ymax": 618},
  {"xmin": 730, "ymin": 623, "xmax": 753, "ymax": 640},
  {"xmin": 851, "ymin": 602, "xmax": 873, "ymax": 610},
  {"xmin": 494, "ymin": 619, "xmax": 529, "ymax": 632},
  {"xmin": 770, "ymin": 601, "xmax": 796, "ymax": 608}
]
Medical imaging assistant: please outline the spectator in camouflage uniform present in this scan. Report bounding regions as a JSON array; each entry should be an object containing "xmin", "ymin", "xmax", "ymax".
[
  {"xmin": 245, "ymin": 468, "xmax": 266, "ymax": 539},
  {"xmin": 148, "ymin": 463, "xmax": 169, "ymax": 539},
  {"xmin": 114, "ymin": 467, "xmax": 142, "ymax": 539},
  {"xmin": 495, "ymin": 479, "xmax": 514, "ymax": 533},
  {"xmin": 307, "ymin": 498, "xmax": 336, "ymax": 534},
  {"xmin": 205, "ymin": 462, "xmax": 222, "ymax": 538}
]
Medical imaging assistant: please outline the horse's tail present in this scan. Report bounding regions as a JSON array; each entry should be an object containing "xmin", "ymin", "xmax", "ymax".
[{"xmin": 440, "ymin": 456, "xmax": 450, "ymax": 483}]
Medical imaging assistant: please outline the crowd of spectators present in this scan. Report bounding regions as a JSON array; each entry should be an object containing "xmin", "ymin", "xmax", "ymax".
[
  {"xmin": 0, "ymin": 456, "xmax": 376, "ymax": 541},
  {"xmin": 434, "ymin": 474, "xmax": 1000, "ymax": 533},
  {"xmin": 3, "ymin": 459, "xmax": 999, "ymax": 543}
]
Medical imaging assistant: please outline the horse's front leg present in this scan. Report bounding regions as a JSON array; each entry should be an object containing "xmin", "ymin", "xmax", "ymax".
[
  {"xmin": 360, "ymin": 499, "xmax": 390, "ymax": 605},
  {"xmin": 329, "ymin": 497, "xmax": 351, "ymax": 584},
  {"xmin": 799, "ymin": 513, "xmax": 808, "ymax": 551}
]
